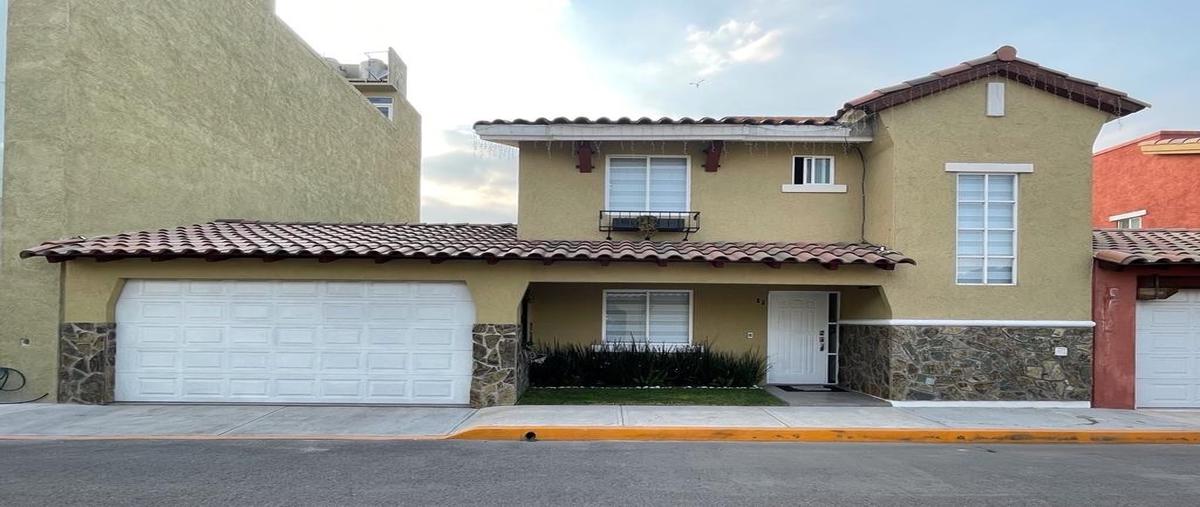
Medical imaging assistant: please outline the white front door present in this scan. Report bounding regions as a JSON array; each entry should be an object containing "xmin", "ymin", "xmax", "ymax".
[
  {"xmin": 1136, "ymin": 289, "xmax": 1200, "ymax": 408},
  {"xmin": 115, "ymin": 279, "xmax": 475, "ymax": 405},
  {"xmin": 766, "ymin": 291, "xmax": 829, "ymax": 384}
]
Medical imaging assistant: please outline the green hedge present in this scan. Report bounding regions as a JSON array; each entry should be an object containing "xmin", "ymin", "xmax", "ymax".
[{"xmin": 529, "ymin": 342, "xmax": 767, "ymax": 387}]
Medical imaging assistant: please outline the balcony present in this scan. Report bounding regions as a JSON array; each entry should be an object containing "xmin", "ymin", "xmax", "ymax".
[{"xmin": 599, "ymin": 210, "xmax": 701, "ymax": 240}]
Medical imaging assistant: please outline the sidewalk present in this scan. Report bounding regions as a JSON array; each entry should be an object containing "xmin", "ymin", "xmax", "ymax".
[{"xmin": 2, "ymin": 403, "xmax": 1200, "ymax": 443}]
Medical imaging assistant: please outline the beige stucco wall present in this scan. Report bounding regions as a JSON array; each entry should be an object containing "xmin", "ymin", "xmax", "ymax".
[
  {"xmin": 515, "ymin": 78, "xmax": 1109, "ymax": 322},
  {"xmin": 516, "ymin": 141, "xmax": 865, "ymax": 242},
  {"xmin": 871, "ymin": 78, "xmax": 1111, "ymax": 320},
  {"xmin": 58, "ymin": 258, "xmax": 897, "ymax": 325},
  {"xmin": 1, "ymin": 0, "xmax": 420, "ymax": 396},
  {"xmin": 528, "ymin": 283, "xmax": 883, "ymax": 355}
]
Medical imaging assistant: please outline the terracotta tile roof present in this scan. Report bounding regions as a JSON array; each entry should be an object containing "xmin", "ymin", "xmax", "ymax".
[
  {"xmin": 1140, "ymin": 135, "xmax": 1200, "ymax": 147},
  {"xmin": 1093, "ymin": 229, "xmax": 1200, "ymax": 265},
  {"xmin": 837, "ymin": 46, "xmax": 1148, "ymax": 119},
  {"xmin": 477, "ymin": 47, "xmax": 1147, "ymax": 129},
  {"xmin": 473, "ymin": 116, "xmax": 838, "ymax": 126},
  {"xmin": 20, "ymin": 220, "xmax": 914, "ymax": 269}
]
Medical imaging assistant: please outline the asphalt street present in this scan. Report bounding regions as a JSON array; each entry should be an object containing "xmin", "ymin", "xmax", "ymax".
[{"xmin": 1, "ymin": 440, "xmax": 1198, "ymax": 506}]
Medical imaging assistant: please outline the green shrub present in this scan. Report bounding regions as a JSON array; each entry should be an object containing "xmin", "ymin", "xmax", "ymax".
[{"xmin": 529, "ymin": 342, "xmax": 767, "ymax": 387}]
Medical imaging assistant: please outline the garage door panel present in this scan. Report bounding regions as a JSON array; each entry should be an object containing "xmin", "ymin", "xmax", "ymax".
[
  {"xmin": 323, "ymin": 303, "xmax": 366, "ymax": 321},
  {"xmin": 140, "ymin": 280, "xmax": 186, "ymax": 296},
  {"xmin": 368, "ymin": 303, "xmax": 411, "ymax": 321},
  {"xmin": 277, "ymin": 328, "xmax": 318, "ymax": 346},
  {"xmin": 229, "ymin": 327, "xmax": 271, "ymax": 345},
  {"xmin": 131, "ymin": 326, "xmax": 181, "ymax": 345},
  {"xmin": 367, "ymin": 282, "xmax": 412, "ymax": 297},
  {"xmin": 367, "ymin": 353, "xmax": 409, "ymax": 372},
  {"xmin": 183, "ymin": 327, "xmax": 224, "ymax": 345},
  {"xmin": 321, "ymin": 328, "xmax": 363, "ymax": 345},
  {"xmin": 1137, "ymin": 290, "xmax": 1200, "ymax": 408},
  {"xmin": 116, "ymin": 280, "xmax": 474, "ymax": 404}
]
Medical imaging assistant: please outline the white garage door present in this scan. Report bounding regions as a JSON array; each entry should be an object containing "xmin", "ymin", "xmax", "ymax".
[
  {"xmin": 1136, "ymin": 289, "xmax": 1200, "ymax": 408},
  {"xmin": 115, "ymin": 280, "xmax": 475, "ymax": 405}
]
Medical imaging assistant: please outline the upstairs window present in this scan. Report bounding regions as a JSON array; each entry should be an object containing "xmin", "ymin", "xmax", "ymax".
[
  {"xmin": 367, "ymin": 96, "xmax": 393, "ymax": 119},
  {"xmin": 1116, "ymin": 217, "xmax": 1142, "ymax": 229},
  {"xmin": 606, "ymin": 156, "xmax": 689, "ymax": 211},
  {"xmin": 1110, "ymin": 210, "xmax": 1146, "ymax": 229},
  {"xmin": 793, "ymin": 156, "xmax": 834, "ymax": 185},
  {"xmin": 956, "ymin": 173, "xmax": 1017, "ymax": 285}
]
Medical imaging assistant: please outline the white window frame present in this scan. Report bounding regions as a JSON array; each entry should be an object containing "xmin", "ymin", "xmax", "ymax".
[
  {"xmin": 600, "ymin": 289, "xmax": 694, "ymax": 349},
  {"xmin": 367, "ymin": 96, "xmax": 393, "ymax": 120},
  {"xmin": 986, "ymin": 82, "xmax": 1005, "ymax": 117},
  {"xmin": 1115, "ymin": 216, "xmax": 1143, "ymax": 229},
  {"xmin": 782, "ymin": 155, "xmax": 847, "ymax": 193},
  {"xmin": 603, "ymin": 155, "xmax": 691, "ymax": 211},
  {"xmin": 1109, "ymin": 209, "xmax": 1146, "ymax": 229},
  {"xmin": 955, "ymin": 173, "xmax": 1018, "ymax": 286}
]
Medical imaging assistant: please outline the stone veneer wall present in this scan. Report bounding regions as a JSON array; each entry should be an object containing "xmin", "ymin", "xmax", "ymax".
[
  {"xmin": 470, "ymin": 324, "xmax": 529, "ymax": 407},
  {"xmin": 59, "ymin": 322, "xmax": 116, "ymax": 404},
  {"xmin": 839, "ymin": 325, "xmax": 1092, "ymax": 401},
  {"xmin": 839, "ymin": 326, "xmax": 891, "ymax": 399}
]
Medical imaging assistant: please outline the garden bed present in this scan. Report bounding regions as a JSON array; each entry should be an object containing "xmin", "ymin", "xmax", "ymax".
[{"xmin": 518, "ymin": 387, "xmax": 785, "ymax": 406}]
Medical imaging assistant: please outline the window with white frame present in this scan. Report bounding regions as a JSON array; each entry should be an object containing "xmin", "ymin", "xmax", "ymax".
[
  {"xmin": 367, "ymin": 96, "xmax": 393, "ymax": 119},
  {"xmin": 792, "ymin": 156, "xmax": 834, "ymax": 185},
  {"xmin": 603, "ymin": 290, "xmax": 691, "ymax": 345},
  {"xmin": 607, "ymin": 156, "xmax": 689, "ymax": 211},
  {"xmin": 956, "ymin": 173, "xmax": 1016, "ymax": 284},
  {"xmin": 1110, "ymin": 210, "xmax": 1145, "ymax": 229},
  {"xmin": 1115, "ymin": 216, "xmax": 1142, "ymax": 229}
]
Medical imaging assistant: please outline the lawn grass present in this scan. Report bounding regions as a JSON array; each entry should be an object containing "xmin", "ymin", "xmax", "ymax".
[{"xmin": 518, "ymin": 387, "xmax": 786, "ymax": 406}]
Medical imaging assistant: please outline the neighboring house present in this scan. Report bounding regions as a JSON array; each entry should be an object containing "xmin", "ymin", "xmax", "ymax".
[
  {"xmin": 21, "ymin": 46, "xmax": 1147, "ymax": 408},
  {"xmin": 1093, "ymin": 131, "xmax": 1200, "ymax": 229},
  {"xmin": 1092, "ymin": 133, "xmax": 1200, "ymax": 409},
  {"xmin": 1, "ymin": 0, "xmax": 420, "ymax": 401},
  {"xmin": 1093, "ymin": 230, "xmax": 1200, "ymax": 409}
]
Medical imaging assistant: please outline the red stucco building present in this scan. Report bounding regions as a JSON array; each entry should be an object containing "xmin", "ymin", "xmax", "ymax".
[
  {"xmin": 1091, "ymin": 133, "xmax": 1200, "ymax": 409},
  {"xmin": 1093, "ymin": 131, "xmax": 1200, "ymax": 229}
]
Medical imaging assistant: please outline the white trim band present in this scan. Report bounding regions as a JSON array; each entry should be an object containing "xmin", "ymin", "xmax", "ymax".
[
  {"xmin": 475, "ymin": 123, "xmax": 873, "ymax": 145},
  {"xmin": 944, "ymin": 162, "xmax": 1034, "ymax": 173},
  {"xmin": 1108, "ymin": 209, "xmax": 1147, "ymax": 222},
  {"xmin": 781, "ymin": 184, "xmax": 847, "ymax": 193},
  {"xmin": 839, "ymin": 319, "xmax": 1095, "ymax": 328},
  {"xmin": 889, "ymin": 400, "xmax": 1091, "ymax": 408}
]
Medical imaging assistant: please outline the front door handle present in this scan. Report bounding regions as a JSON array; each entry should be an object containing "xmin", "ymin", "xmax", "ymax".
[{"xmin": 818, "ymin": 330, "xmax": 826, "ymax": 352}]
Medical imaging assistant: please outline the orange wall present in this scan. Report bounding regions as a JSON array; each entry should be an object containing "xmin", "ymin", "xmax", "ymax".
[{"xmin": 1093, "ymin": 137, "xmax": 1200, "ymax": 227}]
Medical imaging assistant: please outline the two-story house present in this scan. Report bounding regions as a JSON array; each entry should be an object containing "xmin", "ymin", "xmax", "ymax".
[
  {"xmin": 1, "ymin": 0, "xmax": 420, "ymax": 402},
  {"xmin": 21, "ymin": 46, "xmax": 1146, "ymax": 408},
  {"xmin": 1093, "ymin": 130, "xmax": 1200, "ymax": 229}
]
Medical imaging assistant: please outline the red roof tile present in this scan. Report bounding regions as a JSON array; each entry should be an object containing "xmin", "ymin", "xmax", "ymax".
[
  {"xmin": 1093, "ymin": 229, "xmax": 1200, "ymax": 265},
  {"xmin": 473, "ymin": 116, "xmax": 838, "ymax": 126},
  {"xmin": 837, "ymin": 46, "xmax": 1148, "ymax": 118},
  {"xmin": 20, "ymin": 220, "xmax": 914, "ymax": 269}
]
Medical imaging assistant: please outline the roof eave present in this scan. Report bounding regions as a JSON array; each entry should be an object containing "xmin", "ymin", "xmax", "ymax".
[{"xmin": 474, "ymin": 123, "xmax": 872, "ymax": 144}]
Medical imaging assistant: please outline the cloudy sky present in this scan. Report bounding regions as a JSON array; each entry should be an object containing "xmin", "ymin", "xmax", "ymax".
[{"xmin": 276, "ymin": 0, "xmax": 1199, "ymax": 224}]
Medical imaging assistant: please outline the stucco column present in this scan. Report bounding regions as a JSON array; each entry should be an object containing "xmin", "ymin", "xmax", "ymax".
[{"xmin": 1092, "ymin": 265, "xmax": 1136, "ymax": 409}]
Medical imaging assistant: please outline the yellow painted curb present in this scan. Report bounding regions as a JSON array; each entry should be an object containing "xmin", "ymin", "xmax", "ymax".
[
  {"xmin": 4, "ymin": 428, "xmax": 1199, "ymax": 444},
  {"xmin": 449, "ymin": 426, "xmax": 1200, "ymax": 444}
]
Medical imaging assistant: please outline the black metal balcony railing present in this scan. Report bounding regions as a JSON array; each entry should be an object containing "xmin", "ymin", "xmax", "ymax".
[{"xmin": 598, "ymin": 210, "xmax": 701, "ymax": 240}]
